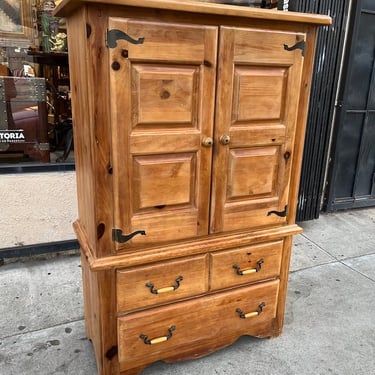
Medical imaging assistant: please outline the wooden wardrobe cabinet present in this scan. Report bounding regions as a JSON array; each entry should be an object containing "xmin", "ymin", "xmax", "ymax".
[{"xmin": 56, "ymin": 1, "xmax": 330, "ymax": 374}]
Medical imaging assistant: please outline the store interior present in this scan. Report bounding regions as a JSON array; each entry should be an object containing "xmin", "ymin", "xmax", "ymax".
[{"xmin": 0, "ymin": 0, "xmax": 73, "ymax": 165}]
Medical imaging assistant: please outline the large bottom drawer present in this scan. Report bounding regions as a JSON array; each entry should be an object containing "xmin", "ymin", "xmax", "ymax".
[{"xmin": 118, "ymin": 280, "xmax": 279, "ymax": 371}]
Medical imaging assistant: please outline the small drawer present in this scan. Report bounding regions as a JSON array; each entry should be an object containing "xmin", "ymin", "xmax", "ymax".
[
  {"xmin": 210, "ymin": 240, "xmax": 283, "ymax": 291},
  {"xmin": 117, "ymin": 280, "xmax": 279, "ymax": 371},
  {"xmin": 116, "ymin": 254, "xmax": 208, "ymax": 312}
]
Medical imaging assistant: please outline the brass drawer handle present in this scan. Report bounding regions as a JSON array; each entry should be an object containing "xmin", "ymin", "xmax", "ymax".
[
  {"xmin": 140, "ymin": 325, "xmax": 176, "ymax": 345},
  {"xmin": 236, "ymin": 302, "xmax": 266, "ymax": 319},
  {"xmin": 233, "ymin": 259, "xmax": 264, "ymax": 276},
  {"xmin": 145, "ymin": 276, "xmax": 183, "ymax": 295}
]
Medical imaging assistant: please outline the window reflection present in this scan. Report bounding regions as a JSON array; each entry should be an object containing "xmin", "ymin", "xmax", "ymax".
[{"xmin": 0, "ymin": 0, "xmax": 73, "ymax": 165}]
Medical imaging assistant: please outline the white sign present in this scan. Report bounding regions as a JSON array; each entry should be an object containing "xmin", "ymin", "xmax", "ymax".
[{"xmin": 0, "ymin": 130, "xmax": 26, "ymax": 143}]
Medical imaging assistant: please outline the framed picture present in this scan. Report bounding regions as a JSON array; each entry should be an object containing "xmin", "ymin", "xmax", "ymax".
[{"xmin": 0, "ymin": 0, "xmax": 33, "ymax": 45}]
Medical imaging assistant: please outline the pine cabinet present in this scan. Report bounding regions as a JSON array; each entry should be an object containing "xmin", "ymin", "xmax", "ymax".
[{"xmin": 56, "ymin": 1, "xmax": 330, "ymax": 374}]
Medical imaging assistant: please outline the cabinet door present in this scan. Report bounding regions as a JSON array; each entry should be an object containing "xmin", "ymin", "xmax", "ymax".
[
  {"xmin": 108, "ymin": 18, "xmax": 217, "ymax": 248},
  {"xmin": 210, "ymin": 27, "xmax": 305, "ymax": 233}
]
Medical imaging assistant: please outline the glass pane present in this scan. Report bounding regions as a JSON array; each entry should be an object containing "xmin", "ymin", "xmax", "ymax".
[{"xmin": 0, "ymin": 0, "xmax": 73, "ymax": 166}]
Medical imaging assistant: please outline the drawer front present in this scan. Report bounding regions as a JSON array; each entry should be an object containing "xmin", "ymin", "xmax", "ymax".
[
  {"xmin": 118, "ymin": 280, "xmax": 279, "ymax": 369},
  {"xmin": 210, "ymin": 240, "xmax": 283, "ymax": 291},
  {"xmin": 116, "ymin": 255, "xmax": 208, "ymax": 312}
]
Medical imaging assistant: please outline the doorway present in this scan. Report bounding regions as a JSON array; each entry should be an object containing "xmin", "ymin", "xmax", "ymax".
[{"xmin": 325, "ymin": 0, "xmax": 375, "ymax": 211}]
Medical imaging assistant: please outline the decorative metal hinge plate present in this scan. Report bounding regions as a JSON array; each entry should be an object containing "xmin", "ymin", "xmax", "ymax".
[
  {"xmin": 284, "ymin": 40, "xmax": 306, "ymax": 57},
  {"xmin": 112, "ymin": 229, "xmax": 146, "ymax": 243},
  {"xmin": 107, "ymin": 29, "xmax": 145, "ymax": 48},
  {"xmin": 267, "ymin": 205, "xmax": 288, "ymax": 217}
]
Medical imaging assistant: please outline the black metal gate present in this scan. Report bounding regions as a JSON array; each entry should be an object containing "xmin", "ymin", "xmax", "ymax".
[
  {"xmin": 289, "ymin": 0, "xmax": 350, "ymax": 220},
  {"xmin": 325, "ymin": 0, "xmax": 375, "ymax": 211}
]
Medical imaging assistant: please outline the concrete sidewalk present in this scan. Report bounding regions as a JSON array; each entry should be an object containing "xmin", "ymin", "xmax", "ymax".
[{"xmin": 1, "ymin": 208, "xmax": 375, "ymax": 375}]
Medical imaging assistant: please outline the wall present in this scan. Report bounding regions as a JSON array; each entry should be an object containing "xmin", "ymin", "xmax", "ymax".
[{"xmin": 0, "ymin": 171, "xmax": 77, "ymax": 248}]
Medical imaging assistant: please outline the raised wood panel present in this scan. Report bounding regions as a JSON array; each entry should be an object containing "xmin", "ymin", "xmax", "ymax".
[
  {"xmin": 131, "ymin": 64, "xmax": 199, "ymax": 127},
  {"xmin": 227, "ymin": 146, "xmax": 279, "ymax": 200},
  {"xmin": 116, "ymin": 255, "xmax": 208, "ymax": 311},
  {"xmin": 109, "ymin": 18, "xmax": 217, "ymax": 249},
  {"xmin": 232, "ymin": 67, "xmax": 287, "ymax": 122},
  {"xmin": 210, "ymin": 27, "xmax": 305, "ymax": 234},
  {"xmin": 118, "ymin": 280, "xmax": 279, "ymax": 370},
  {"xmin": 210, "ymin": 240, "xmax": 283, "ymax": 291},
  {"xmin": 132, "ymin": 153, "xmax": 196, "ymax": 211}
]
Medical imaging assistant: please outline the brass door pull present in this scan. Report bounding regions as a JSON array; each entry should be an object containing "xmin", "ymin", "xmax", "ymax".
[
  {"xmin": 140, "ymin": 326, "xmax": 176, "ymax": 345},
  {"xmin": 233, "ymin": 259, "xmax": 264, "ymax": 276},
  {"xmin": 220, "ymin": 135, "xmax": 230, "ymax": 145},
  {"xmin": 236, "ymin": 302, "xmax": 266, "ymax": 319},
  {"xmin": 146, "ymin": 276, "xmax": 183, "ymax": 294}
]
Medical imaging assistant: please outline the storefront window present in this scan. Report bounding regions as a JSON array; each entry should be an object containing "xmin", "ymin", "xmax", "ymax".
[{"xmin": 0, "ymin": 0, "xmax": 73, "ymax": 168}]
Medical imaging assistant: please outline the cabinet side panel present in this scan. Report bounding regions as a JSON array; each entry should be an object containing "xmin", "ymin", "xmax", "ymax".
[
  {"xmin": 273, "ymin": 235, "xmax": 293, "ymax": 336},
  {"xmin": 287, "ymin": 26, "xmax": 319, "ymax": 223},
  {"xmin": 66, "ymin": 8, "xmax": 97, "ymax": 250},
  {"xmin": 81, "ymin": 254, "xmax": 119, "ymax": 375},
  {"xmin": 86, "ymin": 7, "xmax": 115, "ymax": 257},
  {"xmin": 80, "ymin": 253, "xmax": 101, "ymax": 372},
  {"xmin": 97, "ymin": 270, "xmax": 119, "ymax": 375},
  {"xmin": 68, "ymin": 6, "xmax": 114, "ymax": 257}
]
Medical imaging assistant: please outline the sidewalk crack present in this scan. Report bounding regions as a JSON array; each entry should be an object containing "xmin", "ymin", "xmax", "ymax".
[
  {"xmin": 0, "ymin": 318, "xmax": 85, "ymax": 341},
  {"xmin": 299, "ymin": 233, "xmax": 375, "ymax": 282}
]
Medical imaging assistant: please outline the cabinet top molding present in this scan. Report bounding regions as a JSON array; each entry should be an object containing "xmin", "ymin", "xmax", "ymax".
[{"xmin": 55, "ymin": 0, "xmax": 331, "ymax": 25}]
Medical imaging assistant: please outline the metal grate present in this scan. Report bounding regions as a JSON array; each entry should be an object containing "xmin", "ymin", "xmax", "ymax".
[{"xmin": 290, "ymin": 0, "xmax": 350, "ymax": 221}]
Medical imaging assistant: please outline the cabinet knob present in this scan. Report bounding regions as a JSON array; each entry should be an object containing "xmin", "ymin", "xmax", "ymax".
[
  {"xmin": 202, "ymin": 137, "xmax": 214, "ymax": 147},
  {"xmin": 220, "ymin": 135, "xmax": 231, "ymax": 145}
]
